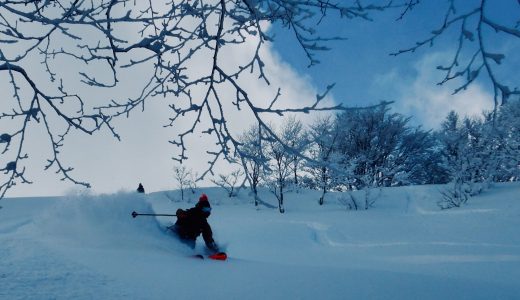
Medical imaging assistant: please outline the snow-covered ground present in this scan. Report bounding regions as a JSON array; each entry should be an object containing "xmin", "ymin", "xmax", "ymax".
[{"xmin": 1, "ymin": 183, "xmax": 519, "ymax": 299}]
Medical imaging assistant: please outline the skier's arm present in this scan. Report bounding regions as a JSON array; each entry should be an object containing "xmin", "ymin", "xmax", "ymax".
[{"xmin": 201, "ymin": 220, "xmax": 218, "ymax": 251}]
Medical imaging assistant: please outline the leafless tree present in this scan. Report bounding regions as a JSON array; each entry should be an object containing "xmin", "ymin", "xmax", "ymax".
[
  {"xmin": 392, "ymin": 0, "xmax": 520, "ymax": 115},
  {"xmin": 338, "ymin": 193, "xmax": 360, "ymax": 210},
  {"xmin": 238, "ymin": 124, "xmax": 267, "ymax": 206},
  {"xmin": 284, "ymin": 117, "xmax": 307, "ymax": 187},
  {"xmin": 173, "ymin": 165, "xmax": 192, "ymax": 201},
  {"xmin": 0, "ymin": 0, "xmax": 402, "ymax": 199},
  {"xmin": 306, "ymin": 116, "xmax": 340, "ymax": 205},
  {"xmin": 264, "ymin": 118, "xmax": 304, "ymax": 213},
  {"xmin": 212, "ymin": 168, "xmax": 244, "ymax": 197},
  {"xmin": 1, "ymin": 1, "xmax": 517, "ymax": 202}
]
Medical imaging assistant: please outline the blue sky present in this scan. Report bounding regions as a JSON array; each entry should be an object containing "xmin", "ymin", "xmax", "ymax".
[
  {"xmin": 270, "ymin": 0, "xmax": 519, "ymax": 127},
  {"xmin": 1, "ymin": 1, "xmax": 518, "ymax": 198}
]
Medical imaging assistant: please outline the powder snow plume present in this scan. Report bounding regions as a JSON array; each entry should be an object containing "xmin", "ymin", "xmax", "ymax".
[{"xmin": 26, "ymin": 192, "xmax": 184, "ymax": 252}]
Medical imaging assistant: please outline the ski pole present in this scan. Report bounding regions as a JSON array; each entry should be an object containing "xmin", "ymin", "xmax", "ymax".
[{"xmin": 131, "ymin": 211, "xmax": 177, "ymax": 218}]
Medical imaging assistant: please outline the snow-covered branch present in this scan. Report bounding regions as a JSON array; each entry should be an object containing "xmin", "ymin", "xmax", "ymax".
[{"xmin": 391, "ymin": 0, "xmax": 520, "ymax": 111}]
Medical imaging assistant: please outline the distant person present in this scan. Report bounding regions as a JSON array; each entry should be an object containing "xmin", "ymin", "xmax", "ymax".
[
  {"xmin": 169, "ymin": 193, "xmax": 219, "ymax": 253},
  {"xmin": 137, "ymin": 183, "xmax": 145, "ymax": 193}
]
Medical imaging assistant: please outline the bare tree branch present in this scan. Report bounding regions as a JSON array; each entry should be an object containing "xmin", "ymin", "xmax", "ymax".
[
  {"xmin": 0, "ymin": 0, "xmax": 430, "ymax": 199},
  {"xmin": 391, "ymin": 0, "xmax": 520, "ymax": 112}
]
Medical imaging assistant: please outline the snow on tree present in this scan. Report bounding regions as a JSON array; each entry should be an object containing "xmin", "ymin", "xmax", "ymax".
[
  {"xmin": 464, "ymin": 117, "xmax": 497, "ymax": 193},
  {"xmin": 435, "ymin": 111, "xmax": 496, "ymax": 208},
  {"xmin": 493, "ymin": 99, "xmax": 520, "ymax": 182},
  {"xmin": 263, "ymin": 118, "xmax": 305, "ymax": 213},
  {"xmin": 0, "ymin": 0, "xmax": 401, "ymax": 199},
  {"xmin": 394, "ymin": 127, "xmax": 449, "ymax": 185},
  {"xmin": 237, "ymin": 124, "xmax": 268, "ymax": 206},
  {"xmin": 392, "ymin": 0, "xmax": 520, "ymax": 110},
  {"xmin": 436, "ymin": 111, "xmax": 470, "ymax": 208},
  {"xmin": 305, "ymin": 116, "xmax": 341, "ymax": 205},
  {"xmin": 332, "ymin": 103, "xmax": 448, "ymax": 209},
  {"xmin": 335, "ymin": 103, "xmax": 409, "ymax": 188},
  {"xmin": 277, "ymin": 117, "xmax": 307, "ymax": 188},
  {"xmin": 436, "ymin": 99, "xmax": 520, "ymax": 209},
  {"xmin": 1, "ymin": 1, "xmax": 518, "ymax": 201}
]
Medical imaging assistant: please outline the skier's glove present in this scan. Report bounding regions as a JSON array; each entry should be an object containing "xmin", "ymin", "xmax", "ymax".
[{"xmin": 176, "ymin": 209, "xmax": 187, "ymax": 218}]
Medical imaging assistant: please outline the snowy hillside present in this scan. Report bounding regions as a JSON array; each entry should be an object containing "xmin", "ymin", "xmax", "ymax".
[{"xmin": 1, "ymin": 183, "xmax": 520, "ymax": 300}]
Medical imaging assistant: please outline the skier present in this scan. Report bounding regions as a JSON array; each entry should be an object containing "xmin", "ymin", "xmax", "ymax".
[
  {"xmin": 137, "ymin": 183, "xmax": 145, "ymax": 193},
  {"xmin": 170, "ymin": 193, "xmax": 220, "ymax": 253}
]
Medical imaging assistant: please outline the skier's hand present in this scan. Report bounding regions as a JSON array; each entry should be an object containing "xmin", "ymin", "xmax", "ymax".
[{"xmin": 176, "ymin": 209, "xmax": 187, "ymax": 218}]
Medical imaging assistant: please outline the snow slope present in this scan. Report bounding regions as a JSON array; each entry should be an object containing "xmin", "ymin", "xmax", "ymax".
[{"xmin": 1, "ymin": 183, "xmax": 519, "ymax": 299}]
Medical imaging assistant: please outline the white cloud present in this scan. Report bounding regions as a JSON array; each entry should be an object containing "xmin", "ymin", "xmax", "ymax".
[
  {"xmin": 1, "ymin": 24, "xmax": 336, "ymax": 198},
  {"xmin": 374, "ymin": 52, "xmax": 494, "ymax": 129}
]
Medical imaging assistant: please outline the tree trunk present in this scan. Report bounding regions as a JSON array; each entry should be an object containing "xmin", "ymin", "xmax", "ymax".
[
  {"xmin": 319, "ymin": 167, "xmax": 327, "ymax": 205},
  {"xmin": 364, "ymin": 188, "xmax": 370, "ymax": 210},
  {"xmin": 319, "ymin": 187, "xmax": 326, "ymax": 206},
  {"xmin": 279, "ymin": 184, "xmax": 285, "ymax": 213},
  {"xmin": 293, "ymin": 160, "xmax": 298, "ymax": 185},
  {"xmin": 253, "ymin": 185, "xmax": 258, "ymax": 206}
]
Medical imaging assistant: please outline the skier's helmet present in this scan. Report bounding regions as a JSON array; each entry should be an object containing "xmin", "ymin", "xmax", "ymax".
[{"xmin": 196, "ymin": 193, "xmax": 211, "ymax": 217}]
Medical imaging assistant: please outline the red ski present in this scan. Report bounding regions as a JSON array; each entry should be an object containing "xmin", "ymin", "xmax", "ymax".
[
  {"xmin": 208, "ymin": 252, "xmax": 227, "ymax": 261},
  {"xmin": 192, "ymin": 252, "xmax": 227, "ymax": 261}
]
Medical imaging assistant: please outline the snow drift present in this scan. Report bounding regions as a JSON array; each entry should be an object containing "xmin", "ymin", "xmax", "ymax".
[
  {"xmin": 22, "ymin": 192, "xmax": 191, "ymax": 254},
  {"xmin": 1, "ymin": 183, "xmax": 520, "ymax": 299}
]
